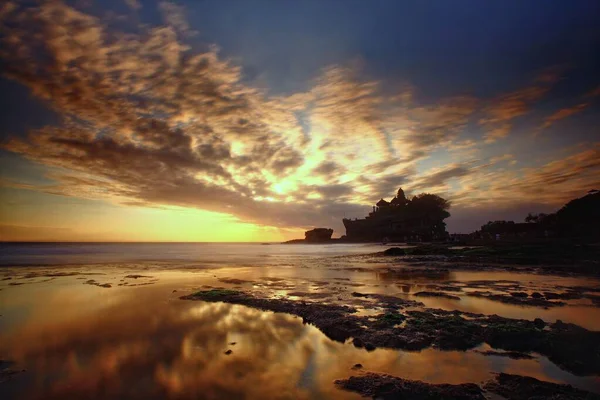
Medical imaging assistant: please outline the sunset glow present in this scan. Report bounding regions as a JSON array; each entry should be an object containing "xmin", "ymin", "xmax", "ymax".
[{"xmin": 0, "ymin": 0, "xmax": 598, "ymax": 241}]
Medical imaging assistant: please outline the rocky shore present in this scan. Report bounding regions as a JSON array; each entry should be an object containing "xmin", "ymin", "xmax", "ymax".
[{"xmin": 182, "ymin": 288, "xmax": 600, "ymax": 376}]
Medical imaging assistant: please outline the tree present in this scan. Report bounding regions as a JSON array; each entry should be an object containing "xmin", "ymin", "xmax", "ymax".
[
  {"xmin": 525, "ymin": 213, "xmax": 548, "ymax": 223},
  {"xmin": 409, "ymin": 193, "xmax": 450, "ymax": 212},
  {"xmin": 407, "ymin": 193, "xmax": 451, "ymax": 239},
  {"xmin": 481, "ymin": 220, "xmax": 516, "ymax": 234}
]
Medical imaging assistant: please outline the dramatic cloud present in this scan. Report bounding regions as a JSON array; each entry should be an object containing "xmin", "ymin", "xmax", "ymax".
[
  {"xmin": 409, "ymin": 164, "xmax": 472, "ymax": 192},
  {"xmin": 450, "ymin": 145, "xmax": 600, "ymax": 209},
  {"xmin": 479, "ymin": 85, "xmax": 550, "ymax": 143},
  {"xmin": 0, "ymin": 1, "xmax": 598, "ymax": 235}
]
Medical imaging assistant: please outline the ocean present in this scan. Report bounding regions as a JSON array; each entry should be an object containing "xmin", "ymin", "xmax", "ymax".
[
  {"xmin": 1, "ymin": 242, "xmax": 599, "ymax": 399},
  {"xmin": 0, "ymin": 242, "xmax": 389, "ymax": 266}
]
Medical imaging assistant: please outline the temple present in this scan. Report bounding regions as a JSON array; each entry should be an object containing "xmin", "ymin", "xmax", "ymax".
[{"xmin": 342, "ymin": 188, "xmax": 450, "ymax": 242}]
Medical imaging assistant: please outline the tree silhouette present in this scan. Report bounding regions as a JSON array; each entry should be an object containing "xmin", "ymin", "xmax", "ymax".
[
  {"xmin": 525, "ymin": 213, "xmax": 548, "ymax": 223},
  {"xmin": 407, "ymin": 193, "xmax": 451, "ymax": 238}
]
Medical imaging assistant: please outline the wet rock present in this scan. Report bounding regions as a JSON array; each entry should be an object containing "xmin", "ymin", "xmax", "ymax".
[
  {"xmin": 229, "ymin": 342, "xmax": 236, "ymax": 345},
  {"xmin": 224, "ymin": 350, "xmax": 232, "ymax": 355},
  {"xmin": 381, "ymin": 267, "xmax": 450, "ymax": 279},
  {"xmin": 543, "ymin": 291, "xmax": 583, "ymax": 300},
  {"xmin": 382, "ymin": 247, "xmax": 406, "ymax": 256},
  {"xmin": 351, "ymin": 292, "xmax": 370, "ymax": 297},
  {"xmin": 486, "ymin": 316, "xmax": 600, "ymax": 376},
  {"xmin": 483, "ymin": 373, "xmax": 600, "ymax": 400},
  {"xmin": 467, "ymin": 291, "xmax": 565, "ymax": 308},
  {"xmin": 184, "ymin": 289, "xmax": 361, "ymax": 344},
  {"xmin": 260, "ymin": 277, "xmax": 285, "ymax": 282},
  {"xmin": 364, "ymin": 343, "xmax": 376, "ymax": 351},
  {"xmin": 351, "ymin": 363, "xmax": 363, "ymax": 370},
  {"xmin": 218, "ymin": 278, "xmax": 253, "ymax": 285},
  {"xmin": 362, "ymin": 293, "xmax": 424, "ymax": 309},
  {"xmin": 533, "ymin": 318, "xmax": 545, "ymax": 329},
  {"xmin": 474, "ymin": 350, "xmax": 534, "ymax": 360},
  {"xmin": 182, "ymin": 290, "xmax": 600, "ymax": 375},
  {"xmin": 84, "ymin": 280, "xmax": 112, "ymax": 288},
  {"xmin": 287, "ymin": 291, "xmax": 333, "ymax": 299},
  {"xmin": 403, "ymin": 311, "xmax": 483, "ymax": 350},
  {"xmin": 0, "ymin": 360, "xmax": 25, "ymax": 383},
  {"xmin": 414, "ymin": 291, "xmax": 461, "ymax": 301},
  {"xmin": 543, "ymin": 291, "xmax": 560, "ymax": 300},
  {"xmin": 427, "ymin": 284, "xmax": 463, "ymax": 292},
  {"xmin": 353, "ymin": 338, "xmax": 364, "ymax": 348},
  {"xmin": 531, "ymin": 292, "xmax": 543, "ymax": 298},
  {"xmin": 124, "ymin": 275, "xmax": 152, "ymax": 279},
  {"xmin": 335, "ymin": 372, "xmax": 484, "ymax": 399},
  {"xmin": 375, "ymin": 312, "xmax": 406, "ymax": 327},
  {"xmin": 510, "ymin": 291, "xmax": 528, "ymax": 298}
]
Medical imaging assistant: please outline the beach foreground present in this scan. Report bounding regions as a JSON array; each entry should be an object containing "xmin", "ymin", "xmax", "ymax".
[{"xmin": 1, "ymin": 242, "xmax": 599, "ymax": 399}]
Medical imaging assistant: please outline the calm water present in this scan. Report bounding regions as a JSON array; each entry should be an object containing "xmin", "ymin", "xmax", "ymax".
[
  {"xmin": 0, "ymin": 242, "xmax": 390, "ymax": 266},
  {"xmin": 1, "ymin": 243, "xmax": 599, "ymax": 399}
]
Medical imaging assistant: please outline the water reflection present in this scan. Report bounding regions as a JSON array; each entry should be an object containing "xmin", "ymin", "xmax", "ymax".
[{"xmin": 1, "ymin": 282, "xmax": 599, "ymax": 400}]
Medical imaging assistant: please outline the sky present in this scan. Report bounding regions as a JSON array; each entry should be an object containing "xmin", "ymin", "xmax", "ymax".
[{"xmin": 0, "ymin": 0, "xmax": 599, "ymax": 242}]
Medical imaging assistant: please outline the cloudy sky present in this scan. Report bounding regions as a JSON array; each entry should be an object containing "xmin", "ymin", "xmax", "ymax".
[{"xmin": 0, "ymin": 0, "xmax": 599, "ymax": 241}]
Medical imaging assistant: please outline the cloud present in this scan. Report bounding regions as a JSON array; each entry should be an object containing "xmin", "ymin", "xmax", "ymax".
[
  {"xmin": 478, "ymin": 68, "xmax": 563, "ymax": 143},
  {"xmin": 0, "ymin": 224, "xmax": 76, "ymax": 241},
  {"xmin": 450, "ymin": 145, "xmax": 600, "ymax": 209},
  {"xmin": 394, "ymin": 96, "xmax": 478, "ymax": 156},
  {"xmin": 488, "ymin": 154, "xmax": 514, "ymax": 164},
  {"xmin": 479, "ymin": 85, "xmax": 549, "ymax": 143},
  {"xmin": 409, "ymin": 164, "xmax": 472, "ymax": 192},
  {"xmin": 0, "ymin": 1, "xmax": 597, "ymax": 236},
  {"xmin": 311, "ymin": 161, "xmax": 344, "ymax": 177},
  {"xmin": 124, "ymin": 0, "xmax": 141, "ymax": 11},
  {"xmin": 314, "ymin": 184, "xmax": 354, "ymax": 198},
  {"xmin": 538, "ymin": 103, "xmax": 589, "ymax": 131},
  {"xmin": 159, "ymin": 1, "xmax": 193, "ymax": 35}
]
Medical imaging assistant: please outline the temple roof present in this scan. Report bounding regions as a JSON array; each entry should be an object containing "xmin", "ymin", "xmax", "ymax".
[{"xmin": 376, "ymin": 198, "xmax": 389, "ymax": 207}]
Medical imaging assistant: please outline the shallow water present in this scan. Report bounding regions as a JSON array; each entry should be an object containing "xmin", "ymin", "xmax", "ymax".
[
  {"xmin": 0, "ymin": 242, "xmax": 390, "ymax": 266},
  {"xmin": 1, "ymin": 243, "xmax": 599, "ymax": 399}
]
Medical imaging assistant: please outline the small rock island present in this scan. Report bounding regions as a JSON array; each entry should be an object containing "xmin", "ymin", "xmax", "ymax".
[
  {"xmin": 285, "ymin": 227, "xmax": 335, "ymax": 244},
  {"xmin": 305, "ymin": 228, "xmax": 334, "ymax": 242}
]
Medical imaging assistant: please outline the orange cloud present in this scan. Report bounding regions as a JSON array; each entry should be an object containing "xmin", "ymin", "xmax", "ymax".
[
  {"xmin": 450, "ymin": 145, "xmax": 600, "ymax": 208},
  {"xmin": 479, "ymin": 85, "xmax": 550, "ymax": 143},
  {"xmin": 539, "ymin": 103, "xmax": 589, "ymax": 131}
]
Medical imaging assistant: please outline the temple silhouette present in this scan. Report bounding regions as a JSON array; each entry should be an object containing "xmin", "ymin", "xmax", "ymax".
[{"xmin": 343, "ymin": 188, "xmax": 450, "ymax": 242}]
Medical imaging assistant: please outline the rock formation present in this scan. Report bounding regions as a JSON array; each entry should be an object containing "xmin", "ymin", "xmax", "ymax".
[{"xmin": 305, "ymin": 228, "xmax": 334, "ymax": 242}]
